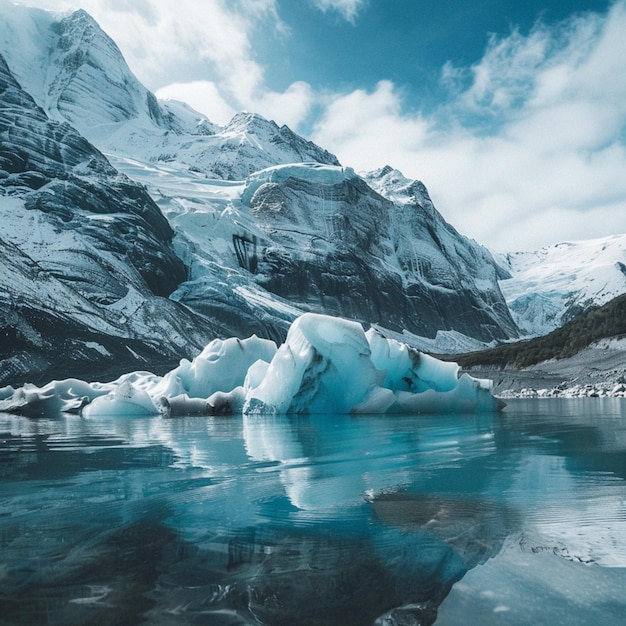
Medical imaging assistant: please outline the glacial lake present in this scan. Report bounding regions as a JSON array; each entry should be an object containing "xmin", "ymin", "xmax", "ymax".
[{"xmin": 1, "ymin": 398, "xmax": 626, "ymax": 625}]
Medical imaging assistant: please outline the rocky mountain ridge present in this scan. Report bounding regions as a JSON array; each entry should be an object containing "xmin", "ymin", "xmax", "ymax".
[
  {"xmin": 0, "ymin": 52, "xmax": 221, "ymax": 384},
  {"xmin": 1, "ymin": 3, "xmax": 622, "ymax": 387}
]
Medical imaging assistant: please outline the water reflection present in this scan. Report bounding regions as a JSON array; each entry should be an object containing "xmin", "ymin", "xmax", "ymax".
[{"xmin": 1, "ymin": 399, "xmax": 625, "ymax": 624}]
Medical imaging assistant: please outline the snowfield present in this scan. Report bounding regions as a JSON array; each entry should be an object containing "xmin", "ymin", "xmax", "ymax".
[{"xmin": 497, "ymin": 235, "xmax": 626, "ymax": 336}]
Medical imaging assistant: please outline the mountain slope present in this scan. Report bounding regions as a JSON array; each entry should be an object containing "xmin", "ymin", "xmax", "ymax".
[
  {"xmin": 497, "ymin": 235, "xmax": 626, "ymax": 336},
  {"xmin": 112, "ymin": 157, "xmax": 518, "ymax": 344},
  {"xmin": 0, "ymin": 53, "xmax": 220, "ymax": 385},
  {"xmin": 241, "ymin": 163, "xmax": 516, "ymax": 341},
  {"xmin": 451, "ymin": 292, "xmax": 626, "ymax": 369},
  {"xmin": 0, "ymin": 4, "xmax": 517, "ymax": 344}
]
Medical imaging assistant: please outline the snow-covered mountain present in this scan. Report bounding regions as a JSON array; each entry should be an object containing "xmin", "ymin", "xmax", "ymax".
[
  {"xmin": 0, "ymin": 2, "xmax": 339, "ymax": 180},
  {"xmin": 497, "ymin": 235, "xmax": 626, "ymax": 336},
  {"xmin": 1, "ymin": 3, "xmax": 522, "ymax": 384},
  {"xmin": 0, "ymin": 52, "xmax": 225, "ymax": 384}
]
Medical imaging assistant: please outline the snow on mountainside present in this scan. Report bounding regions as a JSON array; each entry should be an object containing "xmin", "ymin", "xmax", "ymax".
[
  {"xmin": 497, "ymin": 235, "xmax": 626, "ymax": 336},
  {"xmin": 0, "ymin": 5, "xmax": 517, "ymax": 335},
  {"xmin": 0, "ymin": 3, "xmax": 524, "ymax": 388},
  {"xmin": 0, "ymin": 1, "xmax": 338, "ymax": 179},
  {"xmin": 110, "ymin": 155, "xmax": 518, "ymax": 345},
  {"xmin": 0, "ymin": 3, "xmax": 173, "ymax": 130},
  {"xmin": 0, "ymin": 52, "xmax": 221, "ymax": 385}
]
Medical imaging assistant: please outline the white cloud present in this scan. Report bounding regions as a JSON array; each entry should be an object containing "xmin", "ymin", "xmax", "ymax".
[
  {"xmin": 253, "ymin": 81, "xmax": 315, "ymax": 129},
  {"xmin": 312, "ymin": 1, "xmax": 626, "ymax": 251},
  {"xmin": 155, "ymin": 81, "xmax": 236, "ymax": 125},
  {"xmin": 312, "ymin": 80, "xmax": 430, "ymax": 168},
  {"xmin": 18, "ymin": 0, "xmax": 276, "ymax": 88},
  {"xmin": 309, "ymin": 0, "xmax": 367, "ymax": 23},
  {"xmin": 155, "ymin": 77, "xmax": 315, "ymax": 130},
  {"xmin": 15, "ymin": 0, "xmax": 626, "ymax": 251}
]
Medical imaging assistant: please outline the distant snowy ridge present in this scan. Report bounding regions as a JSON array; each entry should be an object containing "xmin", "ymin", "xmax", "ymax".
[{"xmin": 497, "ymin": 234, "xmax": 626, "ymax": 336}]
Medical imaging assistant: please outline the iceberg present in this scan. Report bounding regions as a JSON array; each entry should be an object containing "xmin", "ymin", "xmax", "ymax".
[
  {"xmin": 243, "ymin": 313, "xmax": 503, "ymax": 415},
  {"xmin": 0, "ymin": 313, "xmax": 504, "ymax": 418}
]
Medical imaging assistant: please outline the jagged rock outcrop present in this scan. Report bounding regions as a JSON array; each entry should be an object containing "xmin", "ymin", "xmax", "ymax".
[{"xmin": 0, "ymin": 54, "xmax": 218, "ymax": 385}]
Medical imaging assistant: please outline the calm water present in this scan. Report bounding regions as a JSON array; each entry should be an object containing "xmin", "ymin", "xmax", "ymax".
[{"xmin": 1, "ymin": 398, "xmax": 626, "ymax": 625}]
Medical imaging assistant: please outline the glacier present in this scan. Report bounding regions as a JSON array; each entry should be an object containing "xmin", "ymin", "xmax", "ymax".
[
  {"xmin": 497, "ymin": 234, "xmax": 626, "ymax": 336},
  {"xmin": 0, "ymin": 313, "xmax": 504, "ymax": 418}
]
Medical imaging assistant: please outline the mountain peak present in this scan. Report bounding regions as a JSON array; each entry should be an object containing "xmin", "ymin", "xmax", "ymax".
[
  {"xmin": 0, "ymin": 4, "xmax": 173, "ymax": 131},
  {"xmin": 365, "ymin": 166, "xmax": 433, "ymax": 211},
  {"xmin": 57, "ymin": 7, "xmax": 101, "ymax": 36},
  {"xmin": 225, "ymin": 111, "xmax": 278, "ymax": 134}
]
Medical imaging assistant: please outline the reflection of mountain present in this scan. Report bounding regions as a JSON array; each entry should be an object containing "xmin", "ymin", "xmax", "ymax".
[
  {"xmin": 371, "ymin": 492, "xmax": 516, "ymax": 569},
  {"xmin": 0, "ymin": 410, "xmax": 515, "ymax": 625},
  {"xmin": 4, "ymin": 402, "xmax": 626, "ymax": 623},
  {"xmin": 238, "ymin": 412, "xmax": 520, "ymax": 624}
]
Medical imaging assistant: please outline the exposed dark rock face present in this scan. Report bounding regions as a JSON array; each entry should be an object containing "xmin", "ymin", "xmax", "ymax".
[
  {"xmin": 0, "ymin": 54, "xmax": 183, "ymax": 293},
  {"xmin": 243, "ymin": 168, "xmax": 518, "ymax": 343},
  {"xmin": 0, "ymin": 55, "xmax": 218, "ymax": 386}
]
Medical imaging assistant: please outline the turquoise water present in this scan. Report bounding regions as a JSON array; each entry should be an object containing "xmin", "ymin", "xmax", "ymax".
[{"xmin": 1, "ymin": 398, "xmax": 625, "ymax": 624}]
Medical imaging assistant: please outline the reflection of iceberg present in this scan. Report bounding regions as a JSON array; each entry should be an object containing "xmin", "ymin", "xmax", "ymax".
[
  {"xmin": 242, "ymin": 411, "xmax": 499, "ymax": 513},
  {"xmin": 1, "ymin": 313, "xmax": 503, "ymax": 417},
  {"xmin": 243, "ymin": 413, "xmax": 401, "ymax": 511}
]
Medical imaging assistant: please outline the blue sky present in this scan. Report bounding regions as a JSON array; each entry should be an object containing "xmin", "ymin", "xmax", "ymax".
[
  {"xmin": 15, "ymin": 0, "xmax": 626, "ymax": 252},
  {"xmin": 268, "ymin": 1, "xmax": 610, "ymax": 112}
]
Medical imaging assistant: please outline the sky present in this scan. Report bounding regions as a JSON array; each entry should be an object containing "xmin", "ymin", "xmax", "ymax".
[{"xmin": 10, "ymin": 0, "xmax": 626, "ymax": 252}]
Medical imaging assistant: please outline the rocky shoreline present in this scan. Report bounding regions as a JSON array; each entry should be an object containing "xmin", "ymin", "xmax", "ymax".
[{"xmin": 463, "ymin": 337, "xmax": 626, "ymax": 399}]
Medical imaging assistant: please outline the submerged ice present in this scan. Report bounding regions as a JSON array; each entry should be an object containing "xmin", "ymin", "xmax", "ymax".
[{"xmin": 1, "ymin": 313, "xmax": 504, "ymax": 417}]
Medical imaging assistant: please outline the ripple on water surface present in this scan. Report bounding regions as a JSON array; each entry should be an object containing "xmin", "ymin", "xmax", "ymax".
[{"xmin": 2, "ymin": 401, "xmax": 626, "ymax": 624}]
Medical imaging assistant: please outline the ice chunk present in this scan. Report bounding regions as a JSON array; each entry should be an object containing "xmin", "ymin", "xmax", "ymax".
[
  {"xmin": 0, "ymin": 385, "xmax": 15, "ymax": 400},
  {"xmin": 3, "ymin": 313, "xmax": 503, "ymax": 417},
  {"xmin": 157, "ymin": 394, "xmax": 210, "ymax": 417},
  {"xmin": 83, "ymin": 380, "xmax": 158, "ymax": 417},
  {"xmin": 244, "ymin": 313, "xmax": 503, "ymax": 415},
  {"xmin": 243, "ymin": 313, "xmax": 381, "ymax": 414},
  {"xmin": 0, "ymin": 378, "xmax": 111, "ymax": 416},
  {"xmin": 392, "ymin": 373, "xmax": 502, "ymax": 414},
  {"xmin": 154, "ymin": 335, "xmax": 277, "ymax": 401},
  {"xmin": 367, "ymin": 328, "xmax": 459, "ymax": 392}
]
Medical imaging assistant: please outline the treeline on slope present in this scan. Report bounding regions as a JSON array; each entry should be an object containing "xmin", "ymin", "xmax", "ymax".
[{"xmin": 448, "ymin": 293, "xmax": 626, "ymax": 369}]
